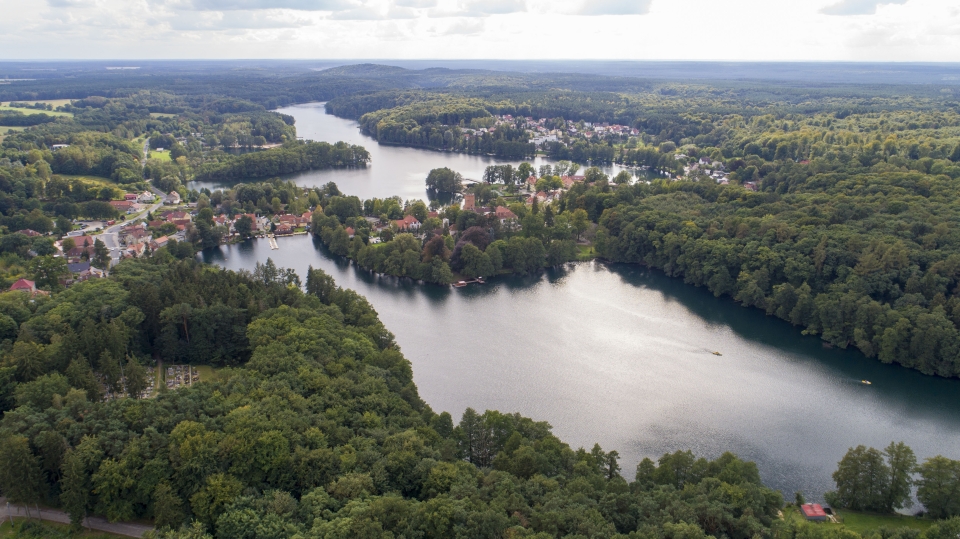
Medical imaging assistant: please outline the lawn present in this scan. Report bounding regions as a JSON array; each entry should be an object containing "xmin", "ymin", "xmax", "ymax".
[
  {"xmin": 577, "ymin": 244, "xmax": 597, "ymax": 261},
  {"xmin": 0, "ymin": 126, "xmax": 25, "ymax": 143},
  {"xmin": 833, "ymin": 510, "xmax": 935, "ymax": 534},
  {"xmin": 57, "ymin": 175, "xmax": 121, "ymax": 190},
  {"xmin": 783, "ymin": 506, "xmax": 935, "ymax": 535},
  {"xmin": 195, "ymin": 365, "xmax": 218, "ymax": 382},
  {"xmin": 149, "ymin": 150, "xmax": 171, "ymax": 161},
  {"xmin": 0, "ymin": 101, "xmax": 73, "ymax": 117}
]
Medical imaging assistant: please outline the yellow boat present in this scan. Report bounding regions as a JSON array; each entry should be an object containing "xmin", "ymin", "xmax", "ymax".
[
  {"xmin": 861, "ymin": 380, "xmax": 872, "ymax": 385},
  {"xmin": 712, "ymin": 351, "xmax": 722, "ymax": 356}
]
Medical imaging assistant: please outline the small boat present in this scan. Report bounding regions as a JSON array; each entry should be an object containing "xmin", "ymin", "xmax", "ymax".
[
  {"xmin": 861, "ymin": 380, "xmax": 872, "ymax": 385},
  {"xmin": 712, "ymin": 351, "xmax": 722, "ymax": 356},
  {"xmin": 453, "ymin": 281, "xmax": 467, "ymax": 288}
]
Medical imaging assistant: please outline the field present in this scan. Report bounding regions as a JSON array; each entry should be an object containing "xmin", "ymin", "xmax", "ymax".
[
  {"xmin": 57, "ymin": 174, "xmax": 122, "ymax": 190},
  {"xmin": 783, "ymin": 507, "xmax": 935, "ymax": 535},
  {"xmin": 0, "ymin": 126, "xmax": 25, "ymax": 142},
  {"xmin": 149, "ymin": 149, "xmax": 171, "ymax": 161},
  {"xmin": 0, "ymin": 100, "xmax": 74, "ymax": 117},
  {"xmin": 195, "ymin": 365, "xmax": 218, "ymax": 382},
  {"xmin": 833, "ymin": 510, "xmax": 935, "ymax": 534},
  {"xmin": 149, "ymin": 112, "xmax": 177, "ymax": 118}
]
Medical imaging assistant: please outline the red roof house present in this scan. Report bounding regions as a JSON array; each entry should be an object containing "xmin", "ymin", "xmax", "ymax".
[
  {"xmin": 10, "ymin": 278, "xmax": 36, "ymax": 294},
  {"xmin": 394, "ymin": 215, "xmax": 421, "ymax": 232},
  {"xmin": 800, "ymin": 504, "xmax": 827, "ymax": 521}
]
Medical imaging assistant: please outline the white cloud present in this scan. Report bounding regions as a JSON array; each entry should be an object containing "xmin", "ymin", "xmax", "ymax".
[
  {"xmin": 2, "ymin": 0, "xmax": 960, "ymax": 61},
  {"xmin": 577, "ymin": 0, "xmax": 652, "ymax": 15},
  {"xmin": 821, "ymin": 0, "xmax": 908, "ymax": 15},
  {"xmin": 329, "ymin": 5, "xmax": 419, "ymax": 19},
  {"xmin": 190, "ymin": 0, "xmax": 350, "ymax": 10},
  {"xmin": 169, "ymin": 10, "xmax": 314, "ymax": 29}
]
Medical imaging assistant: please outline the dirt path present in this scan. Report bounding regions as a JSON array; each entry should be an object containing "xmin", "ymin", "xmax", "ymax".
[{"xmin": 0, "ymin": 498, "xmax": 153, "ymax": 538}]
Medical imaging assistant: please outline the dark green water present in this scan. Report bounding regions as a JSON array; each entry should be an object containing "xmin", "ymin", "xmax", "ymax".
[{"xmin": 203, "ymin": 234, "xmax": 960, "ymax": 501}]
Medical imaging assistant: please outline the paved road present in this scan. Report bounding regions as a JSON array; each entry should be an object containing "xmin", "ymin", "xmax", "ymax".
[
  {"xmin": 101, "ymin": 196, "xmax": 165, "ymax": 265},
  {"xmin": 0, "ymin": 498, "xmax": 152, "ymax": 537}
]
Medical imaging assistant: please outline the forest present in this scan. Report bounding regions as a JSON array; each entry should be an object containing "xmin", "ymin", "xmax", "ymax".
[
  {"xmin": 192, "ymin": 141, "xmax": 370, "ymax": 183},
  {"xmin": 0, "ymin": 257, "xmax": 781, "ymax": 538},
  {"xmin": 3, "ymin": 256, "xmax": 957, "ymax": 539}
]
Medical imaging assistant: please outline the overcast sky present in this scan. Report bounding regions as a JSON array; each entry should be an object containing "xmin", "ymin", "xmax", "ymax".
[{"xmin": 1, "ymin": 0, "xmax": 958, "ymax": 61}]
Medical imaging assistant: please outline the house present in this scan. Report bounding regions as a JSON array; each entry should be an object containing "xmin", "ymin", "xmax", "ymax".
[
  {"xmin": 126, "ymin": 243, "xmax": 147, "ymax": 258},
  {"xmin": 561, "ymin": 176, "xmax": 585, "ymax": 189},
  {"xmin": 150, "ymin": 236, "xmax": 170, "ymax": 250},
  {"xmin": 166, "ymin": 191, "xmax": 181, "ymax": 204},
  {"xmin": 124, "ymin": 193, "xmax": 138, "ymax": 201},
  {"xmin": 526, "ymin": 176, "xmax": 538, "ymax": 188},
  {"xmin": 73, "ymin": 236, "xmax": 98, "ymax": 248},
  {"xmin": 138, "ymin": 191, "xmax": 155, "ymax": 203},
  {"xmin": 345, "ymin": 227, "xmax": 355, "ymax": 239},
  {"xmin": 16, "ymin": 229, "xmax": 41, "ymax": 237},
  {"xmin": 121, "ymin": 228, "xmax": 150, "ymax": 245},
  {"xmin": 51, "ymin": 144, "xmax": 69, "ymax": 150},
  {"xmin": 495, "ymin": 206, "xmax": 518, "ymax": 223},
  {"xmin": 162, "ymin": 211, "xmax": 189, "ymax": 221},
  {"xmin": 799, "ymin": 504, "xmax": 827, "ymax": 522},
  {"xmin": 109, "ymin": 200, "xmax": 138, "ymax": 214},
  {"xmin": 276, "ymin": 223, "xmax": 293, "ymax": 236},
  {"xmin": 462, "ymin": 193, "xmax": 476, "ymax": 212},
  {"xmin": 394, "ymin": 215, "xmax": 421, "ymax": 232},
  {"xmin": 9, "ymin": 278, "xmax": 36, "ymax": 294},
  {"xmin": 67, "ymin": 261, "xmax": 91, "ymax": 274}
]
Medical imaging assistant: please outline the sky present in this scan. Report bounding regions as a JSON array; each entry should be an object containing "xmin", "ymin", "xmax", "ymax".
[{"xmin": 1, "ymin": 0, "xmax": 959, "ymax": 61}]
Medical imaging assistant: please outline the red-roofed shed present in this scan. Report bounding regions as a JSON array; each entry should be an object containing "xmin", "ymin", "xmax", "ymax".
[{"xmin": 800, "ymin": 504, "xmax": 827, "ymax": 521}]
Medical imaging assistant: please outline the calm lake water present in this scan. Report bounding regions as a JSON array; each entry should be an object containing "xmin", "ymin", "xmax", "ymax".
[
  {"xmin": 199, "ymin": 104, "xmax": 960, "ymax": 502},
  {"xmin": 190, "ymin": 102, "xmax": 654, "ymax": 199}
]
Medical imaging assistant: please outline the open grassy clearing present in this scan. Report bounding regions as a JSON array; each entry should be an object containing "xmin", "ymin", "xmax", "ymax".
[
  {"xmin": 149, "ymin": 150, "xmax": 171, "ymax": 161},
  {"xmin": 0, "ymin": 101, "xmax": 73, "ymax": 117},
  {"xmin": 833, "ymin": 510, "xmax": 935, "ymax": 534},
  {"xmin": 149, "ymin": 112, "xmax": 177, "ymax": 118},
  {"xmin": 782, "ymin": 506, "xmax": 935, "ymax": 535},
  {"xmin": 195, "ymin": 365, "xmax": 218, "ymax": 382},
  {"xmin": 56, "ymin": 174, "xmax": 121, "ymax": 190}
]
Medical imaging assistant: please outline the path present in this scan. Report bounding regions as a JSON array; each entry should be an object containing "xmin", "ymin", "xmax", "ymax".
[
  {"xmin": 0, "ymin": 498, "xmax": 152, "ymax": 538},
  {"xmin": 101, "ymin": 137, "xmax": 166, "ymax": 266}
]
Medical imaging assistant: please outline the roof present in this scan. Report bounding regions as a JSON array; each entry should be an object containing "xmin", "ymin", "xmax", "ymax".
[
  {"xmin": 16, "ymin": 229, "xmax": 40, "ymax": 237},
  {"xmin": 68, "ymin": 262, "xmax": 91, "ymax": 273},
  {"xmin": 800, "ymin": 504, "xmax": 827, "ymax": 518},
  {"xmin": 10, "ymin": 278, "xmax": 35, "ymax": 291}
]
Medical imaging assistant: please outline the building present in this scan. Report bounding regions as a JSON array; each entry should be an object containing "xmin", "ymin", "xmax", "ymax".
[
  {"xmin": 166, "ymin": 191, "xmax": 181, "ymax": 204},
  {"xmin": 800, "ymin": 504, "xmax": 827, "ymax": 522},
  {"xmin": 394, "ymin": 215, "xmax": 421, "ymax": 232},
  {"xmin": 16, "ymin": 229, "xmax": 41, "ymax": 237},
  {"xmin": 9, "ymin": 278, "xmax": 36, "ymax": 294},
  {"xmin": 109, "ymin": 200, "xmax": 139, "ymax": 214},
  {"xmin": 462, "ymin": 193, "xmax": 476, "ymax": 212},
  {"xmin": 495, "ymin": 206, "xmax": 518, "ymax": 223}
]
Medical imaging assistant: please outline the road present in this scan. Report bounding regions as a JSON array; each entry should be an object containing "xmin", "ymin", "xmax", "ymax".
[
  {"xmin": 0, "ymin": 498, "xmax": 152, "ymax": 537},
  {"xmin": 100, "ymin": 137, "xmax": 166, "ymax": 265},
  {"xmin": 100, "ymin": 192, "xmax": 165, "ymax": 265}
]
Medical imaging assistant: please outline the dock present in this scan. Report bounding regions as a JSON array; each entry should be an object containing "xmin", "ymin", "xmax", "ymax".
[
  {"xmin": 453, "ymin": 277, "xmax": 486, "ymax": 288},
  {"xmin": 268, "ymin": 236, "xmax": 279, "ymax": 250}
]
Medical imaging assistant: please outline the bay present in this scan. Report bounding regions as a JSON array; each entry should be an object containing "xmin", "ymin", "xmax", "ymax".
[{"xmin": 199, "ymin": 103, "xmax": 960, "ymax": 502}]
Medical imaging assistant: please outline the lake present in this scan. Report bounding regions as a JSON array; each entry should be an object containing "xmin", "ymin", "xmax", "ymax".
[
  {"xmin": 190, "ymin": 102, "xmax": 654, "ymax": 199},
  {"xmin": 199, "ymin": 104, "xmax": 960, "ymax": 502}
]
